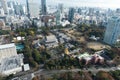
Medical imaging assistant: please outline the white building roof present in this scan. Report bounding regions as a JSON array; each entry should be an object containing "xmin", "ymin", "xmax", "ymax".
[
  {"xmin": 17, "ymin": 37, "xmax": 22, "ymax": 41},
  {"xmin": 45, "ymin": 35, "xmax": 58, "ymax": 43},
  {"xmin": 78, "ymin": 52, "xmax": 91, "ymax": 59},
  {"xmin": 84, "ymin": 56, "xmax": 92, "ymax": 61},
  {"xmin": 0, "ymin": 43, "xmax": 15, "ymax": 49},
  {"xmin": 23, "ymin": 64, "xmax": 30, "ymax": 71}
]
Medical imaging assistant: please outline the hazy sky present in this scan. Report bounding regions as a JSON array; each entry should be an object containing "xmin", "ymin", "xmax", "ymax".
[{"xmin": 8, "ymin": 0, "xmax": 120, "ymax": 8}]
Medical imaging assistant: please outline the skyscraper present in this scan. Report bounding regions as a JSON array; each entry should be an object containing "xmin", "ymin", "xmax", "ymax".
[
  {"xmin": 26, "ymin": 0, "xmax": 30, "ymax": 18},
  {"xmin": 0, "ymin": 0, "xmax": 8, "ymax": 14},
  {"xmin": 56, "ymin": 10, "xmax": 61, "ymax": 25},
  {"xmin": 14, "ymin": 3, "xmax": 25, "ymax": 16},
  {"xmin": 55, "ymin": 4, "xmax": 64, "ymax": 25},
  {"xmin": 68, "ymin": 8, "xmax": 75, "ymax": 23},
  {"xmin": 0, "ymin": 43, "xmax": 17, "ymax": 62},
  {"xmin": 104, "ymin": 16, "xmax": 120, "ymax": 45},
  {"xmin": 0, "ymin": 7, "xmax": 4, "ymax": 16},
  {"xmin": 41, "ymin": 0, "xmax": 47, "ymax": 15},
  {"xmin": 7, "ymin": 1, "xmax": 15, "ymax": 15},
  {"xmin": 58, "ymin": 4, "xmax": 63, "ymax": 13},
  {"xmin": 78, "ymin": 8, "xmax": 82, "ymax": 15}
]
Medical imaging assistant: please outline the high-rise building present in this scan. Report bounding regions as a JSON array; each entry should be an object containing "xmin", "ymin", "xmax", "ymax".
[
  {"xmin": 0, "ymin": 0, "xmax": 8, "ymax": 14},
  {"xmin": 58, "ymin": 4, "xmax": 63, "ymax": 13},
  {"xmin": 68, "ymin": 8, "xmax": 75, "ymax": 23},
  {"xmin": 0, "ymin": 43, "xmax": 17, "ymax": 62},
  {"xmin": 0, "ymin": 43, "xmax": 27, "ymax": 75},
  {"xmin": 116, "ymin": 8, "xmax": 120, "ymax": 13},
  {"xmin": 55, "ymin": 4, "xmax": 64, "ymax": 25},
  {"xmin": 78, "ymin": 8, "xmax": 81, "ymax": 15},
  {"xmin": 7, "ymin": 1, "xmax": 15, "ymax": 15},
  {"xmin": 56, "ymin": 10, "xmax": 61, "ymax": 25},
  {"xmin": 7, "ymin": 1, "xmax": 14, "ymax": 9},
  {"xmin": 14, "ymin": 3, "xmax": 25, "ymax": 16},
  {"xmin": 0, "ymin": 7, "xmax": 5, "ymax": 16},
  {"xmin": 26, "ymin": 0, "xmax": 30, "ymax": 18},
  {"xmin": 104, "ymin": 16, "xmax": 120, "ymax": 45},
  {"xmin": 41, "ymin": 0, "xmax": 47, "ymax": 15}
]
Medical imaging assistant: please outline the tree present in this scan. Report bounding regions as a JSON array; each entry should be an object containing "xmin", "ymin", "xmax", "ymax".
[
  {"xmin": 0, "ymin": 75, "xmax": 5, "ymax": 80},
  {"xmin": 29, "ymin": 30, "xmax": 35, "ymax": 36},
  {"xmin": 96, "ymin": 71, "xmax": 115, "ymax": 80},
  {"xmin": 5, "ymin": 74, "xmax": 14, "ymax": 80},
  {"xmin": 0, "ymin": 30, "xmax": 10, "ymax": 35},
  {"xmin": 25, "ymin": 45, "xmax": 32, "ymax": 57},
  {"xmin": 32, "ymin": 76, "xmax": 39, "ymax": 80},
  {"xmin": 19, "ymin": 32, "xmax": 26, "ymax": 36},
  {"xmin": 32, "ymin": 49, "xmax": 41, "ymax": 63},
  {"xmin": 29, "ymin": 57, "xmax": 38, "ymax": 68},
  {"xmin": 110, "ymin": 70, "xmax": 120, "ymax": 80}
]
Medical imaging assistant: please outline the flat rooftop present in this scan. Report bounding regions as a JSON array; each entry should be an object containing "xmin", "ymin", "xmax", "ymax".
[
  {"xmin": 45, "ymin": 35, "xmax": 58, "ymax": 43},
  {"xmin": 78, "ymin": 52, "xmax": 91, "ymax": 59},
  {"xmin": 0, "ymin": 43, "xmax": 15, "ymax": 49}
]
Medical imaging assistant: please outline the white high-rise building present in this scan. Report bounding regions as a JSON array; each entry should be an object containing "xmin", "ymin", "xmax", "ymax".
[
  {"xmin": 7, "ymin": 1, "xmax": 15, "ymax": 15},
  {"xmin": 0, "ymin": 7, "xmax": 5, "ymax": 16},
  {"xmin": 0, "ymin": 0, "xmax": 8, "ymax": 14},
  {"xmin": 0, "ymin": 43, "xmax": 17, "ymax": 62},
  {"xmin": 104, "ymin": 16, "xmax": 120, "ymax": 45},
  {"xmin": 0, "ymin": 43, "xmax": 27, "ymax": 75}
]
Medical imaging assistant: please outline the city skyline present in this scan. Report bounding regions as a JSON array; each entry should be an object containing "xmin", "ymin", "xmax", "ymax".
[
  {"xmin": 7, "ymin": 0, "xmax": 120, "ymax": 8},
  {"xmin": 0, "ymin": 0, "xmax": 120, "ymax": 79}
]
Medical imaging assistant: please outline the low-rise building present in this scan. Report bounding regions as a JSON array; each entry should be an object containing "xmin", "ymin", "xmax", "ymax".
[
  {"xmin": 76, "ymin": 52, "xmax": 104, "ymax": 65},
  {"xmin": 23, "ymin": 64, "xmax": 30, "ymax": 71},
  {"xmin": 69, "ymin": 48, "xmax": 81, "ymax": 55},
  {"xmin": 12, "ymin": 36, "xmax": 25, "ymax": 42},
  {"xmin": 56, "ymin": 32, "xmax": 71, "ymax": 43},
  {"xmin": 44, "ymin": 35, "xmax": 58, "ymax": 48}
]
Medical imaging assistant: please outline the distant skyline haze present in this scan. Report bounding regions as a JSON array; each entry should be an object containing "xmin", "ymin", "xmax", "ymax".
[{"xmin": 7, "ymin": 0, "xmax": 120, "ymax": 8}]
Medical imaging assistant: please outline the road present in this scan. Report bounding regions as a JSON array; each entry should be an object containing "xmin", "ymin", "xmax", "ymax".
[
  {"xmin": 12, "ymin": 66, "xmax": 119, "ymax": 80},
  {"xmin": 34, "ymin": 67, "xmax": 118, "ymax": 75}
]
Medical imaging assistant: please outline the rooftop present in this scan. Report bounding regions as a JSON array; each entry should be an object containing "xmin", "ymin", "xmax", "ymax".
[
  {"xmin": 45, "ymin": 35, "xmax": 58, "ymax": 43},
  {"xmin": 78, "ymin": 52, "xmax": 91, "ymax": 59},
  {"xmin": 0, "ymin": 43, "xmax": 15, "ymax": 50}
]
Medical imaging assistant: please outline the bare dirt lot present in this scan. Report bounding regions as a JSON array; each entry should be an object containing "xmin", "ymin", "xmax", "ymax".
[{"xmin": 87, "ymin": 42, "xmax": 110, "ymax": 50}]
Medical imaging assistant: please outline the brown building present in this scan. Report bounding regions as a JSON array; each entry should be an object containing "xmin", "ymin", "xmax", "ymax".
[{"xmin": 41, "ymin": 15, "xmax": 55, "ymax": 26}]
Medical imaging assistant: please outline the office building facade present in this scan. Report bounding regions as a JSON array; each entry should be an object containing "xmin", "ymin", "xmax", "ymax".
[
  {"xmin": 0, "ymin": 0, "xmax": 8, "ymax": 14},
  {"xmin": 0, "ymin": 43, "xmax": 17, "ymax": 62},
  {"xmin": 68, "ymin": 8, "xmax": 75, "ymax": 23},
  {"xmin": 104, "ymin": 16, "xmax": 120, "ymax": 45},
  {"xmin": 41, "ymin": 0, "xmax": 47, "ymax": 15}
]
